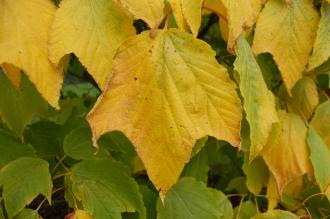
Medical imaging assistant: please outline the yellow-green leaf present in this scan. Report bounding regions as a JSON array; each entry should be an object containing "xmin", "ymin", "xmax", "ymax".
[
  {"xmin": 74, "ymin": 210, "xmax": 94, "ymax": 219},
  {"xmin": 182, "ymin": 0, "xmax": 204, "ymax": 36},
  {"xmin": 307, "ymin": 127, "xmax": 330, "ymax": 194},
  {"xmin": 311, "ymin": 100, "xmax": 330, "ymax": 148},
  {"xmin": 309, "ymin": 2, "xmax": 330, "ymax": 70},
  {"xmin": 118, "ymin": 0, "xmax": 165, "ymax": 28},
  {"xmin": 0, "ymin": 0, "xmax": 63, "ymax": 108},
  {"xmin": 87, "ymin": 29, "xmax": 242, "ymax": 193},
  {"xmin": 49, "ymin": 0, "xmax": 135, "ymax": 90},
  {"xmin": 234, "ymin": 36, "xmax": 278, "ymax": 160},
  {"xmin": 263, "ymin": 111, "xmax": 311, "ymax": 193},
  {"xmin": 220, "ymin": 0, "xmax": 256, "ymax": 51},
  {"xmin": 253, "ymin": 0, "xmax": 319, "ymax": 93}
]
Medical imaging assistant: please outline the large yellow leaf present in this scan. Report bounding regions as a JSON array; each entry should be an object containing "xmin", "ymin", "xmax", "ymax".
[
  {"xmin": 234, "ymin": 36, "xmax": 278, "ymax": 160},
  {"xmin": 0, "ymin": 0, "xmax": 63, "ymax": 108},
  {"xmin": 253, "ymin": 0, "xmax": 319, "ymax": 93},
  {"xmin": 220, "ymin": 0, "xmax": 256, "ymax": 51},
  {"xmin": 311, "ymin": 100, "xmax": 330, "ymax": 148},
  {"xmin": 1, "ymin": 64, "xmax": 21, "ymax": 89},
  {"xmin": 117, "ymin": 0, "xmax": 165, "ymax": 28},
  {"xmin": 49, "ymin": 0, "xmax": 135, "ymax": 90},
  {"xmin": 168, "ymin": 0, "xmax": 187, "ymax": 31},
  {"xmin": 309, "ymin": 2, "xmax": 330, "ymax": 70},
  {"xmin": 87, "ymin": 29, "xmax": 242, "ymax": 193},
  {"xmin": 263, "ymin": 111, "xmax": 311, "ymax": 193}
]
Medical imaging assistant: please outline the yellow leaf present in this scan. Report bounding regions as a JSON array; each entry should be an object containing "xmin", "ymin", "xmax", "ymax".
[
  {"xmin": 118, "ymin": 0, "xmax": 165, "ymax": 28},
  {"xmin": 266, "ymin": 174, "xmax": 279, "ymax": 210},
  {"xmin": 234, "ymin": 36, "xmax": 279, "ymax": 160},
  {"xmin": 309, "ymin": 2, "xmax": 330, "ymax": 70},
  {"xmin": 253, "ymin": 0, "xmax": 319, "ymax": 93},
  {"xmin": 311, "ymin": 100, "xmax": 330, "ymax": 148},
  {"xmin": 1, "ymin": 64, "xmax": 21, "ymax": 89},
  {"xmin": 182, "ymin": 0, "xmax": 204, "ymax": 36},
  {"xmin": 87, "ymin": 29, "xmax": 242, "ymax": 193},
  {"xmin": 221, "ymin": 0, "xmax": 256, "ymax": 51},
  {"xmin": 0, "ymin": 0, "xmax": 63, "ymax": 108},
  {"xmin": 168, "ymin": 0, "xmax": 187, "ymax": 31},
  {"xmin": 263, "ymin": 111, "xmax": 311, "ymax": 193},
  {"xmin": 49, "ymin": 0, "xmax": 135, "ymax": 90},
  {"xmin": 74, "ymin": 210, "xmax": 94, "ymax": 219}
]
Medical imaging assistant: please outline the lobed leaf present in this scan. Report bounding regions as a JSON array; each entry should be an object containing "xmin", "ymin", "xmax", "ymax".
[{"xmin": 87, "ymin": 29, "xmax": 242, "ymax": 193}]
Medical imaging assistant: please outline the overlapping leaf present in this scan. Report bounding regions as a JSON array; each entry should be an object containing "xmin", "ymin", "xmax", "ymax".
[
  {"xmin": 253, "ymin": 0, "xmax": 319, "ymax": 92},
  {"xmin": 0, "ymin": 0, "xmax": 63, "ymax": 107},
  {"xmin": 49, "ymin": 0, "xmax": 135, "ymax": 90},
  {"xmin": 0, "ymin": 158, "xmax": 52, "ymax": 218},
  {"xmin": 311, "ymin": 100, "xmax": 330, "ymax": 147},
  {"xmin": 234, "ymin": 36, "xmax": 278, "ymax": 160},
  {"xmin": 117, "ymin": 0, "xmax": 165, "ymax": 28},
  {"xmin": 1, "ymin": 64, "xmax": 21, "ymax": 89},
  {"xmin": 309, "ymin": 2, "xmax": 330, "ymax": 70},
  {"xmin": 87, "ymin": 29, "xmax": 242, "ymax": 193},
  {"xmin": 263, "ymin": 111, "xmax": 311, "ymax": 193}
]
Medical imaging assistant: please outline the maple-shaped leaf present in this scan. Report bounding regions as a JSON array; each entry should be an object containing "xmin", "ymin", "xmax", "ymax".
[
  {"xmin": 234, "ymin": 36, "xmax": 278, "ymax": 160},
  {"xmin": 87, "ymin": 29, "xmax": 242, "ymax": 193},
  {"xmin": 309, "ymin": 2, "xmax": 330, "ymax": 70},
  {"xmin": 253, "ymin": 0, "xmax": 319, "ymax": 93},
  {"xmin": 49, "ymin": 0, "xmax": 135, "ymax": 90},
  {"xmin": 0, "ymin": 158, "xmax": 52, "ymax": 218},
  {"xmin": 117, "ymin": 0, "xmax": 165, "ymax": 28},
  {"xmin": 262, "ymin": 111, "xmax": 311, "ymax": 193},
  {"xmin": 220, "ymin": 0, "xmax": 257, "ymax": 51},
  {"xmin": 0, "ymin": 0, "xmax": 63, "ymax": 108}
]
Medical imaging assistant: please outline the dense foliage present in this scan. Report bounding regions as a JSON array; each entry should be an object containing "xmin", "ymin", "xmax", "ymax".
[{"xmin": 0, "ymin": 0, "xmax": 330, "ymax": 218}]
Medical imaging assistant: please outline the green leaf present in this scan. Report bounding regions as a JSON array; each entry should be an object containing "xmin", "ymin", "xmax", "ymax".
[
  {"xmin": 210, "ymin": 188, "xmax": 233, "ymax": 219},
  {"xmin": 70, "ymin": 158, "xmax": 146, "ymax": 219},
  {"xmin": 234, "ymin": 35, "xmax": 278, "ymax": 160},
  {"xmin": 307, "ymin": 127, "xmax": 330, "ymax": 193},
  {"xmin": 0, "ymin": 74, "xmax": 48, "ymax": 136},
  {"xmin": 0, "ymin": 131, "xmax": 36, "ymax": 168},
  {"xmin": 14, "ymin": 209, "xmax": 40, "ymax": 219},
  {"xmin": 139, "ymin": 186, "xmax": 157, "ymax": 219},
  {"xmin": 24, "ymin": 121, "xmax": 62, "ymax": 157},
  {"xmin": 157, "ymin": 177, "xmax": 232, "ymax": 219},
  {"xmin": 63, "ymin": 127, "xmax": 97, "ymax": 160},
  {"xmin": 0, "ymin": 158, "xmax": 52, "ymax": 218},
  {"xmin": 251, "ymin": 210, "xmax": 298, "ymax": 219},
  {"xmin": 310, "ymin": 100, "xmax": 330, "ymax": 148},
  {"xmin": 242, "ymin": 156, "xmax": 269, "ymax": 195},
  {"xmin": 234, "ymin": 201, "xmax": 257, "ymax": 219},
  {"xmin": 181, "ymin": 148, "xmax": 209, "ymax": 183}
]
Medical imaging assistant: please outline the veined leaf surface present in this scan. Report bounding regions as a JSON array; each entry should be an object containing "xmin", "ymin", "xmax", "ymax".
[
  {"xmin": 49, "ymin": 0, "xmax": 135, "ymax": 90},
  {"xmin": 87, "ymin": 29, "xmax": 242, "ymax": 193},
  {"xmin": 0, "ymin": 0, "xmax": 63, "ymax": 107},
  {"xmin": 234, "ymin": 36, "xmax": 278, "ymax": 160},
  {"xmin": 253, "ymin": 0, "xmax": 319, "ymax": 93}
]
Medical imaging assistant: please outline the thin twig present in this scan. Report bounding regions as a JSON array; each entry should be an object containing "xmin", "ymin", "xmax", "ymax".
[
  {"xmin": 52, "ymin": 172, "xmax": 69, "ymax": 181},
  {"xmin": 51, "ymin": 155, "xmax": 67, "ymax": 175}
]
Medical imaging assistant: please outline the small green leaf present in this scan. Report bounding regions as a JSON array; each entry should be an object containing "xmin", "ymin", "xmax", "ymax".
[
  {"xmin": 307, "ymin": 127, "xmax": 330, "ymax": 193},
  {"xmin": 0, "ymin": 131, "xmax": 36, "ymax": 168},
  {"xmin": 70, "ymin": 158, "xmax": 146, "ymax": 219},
  {"xmin": 0, "ymin": 158, "xmax": 52, "ymax": 218},
  {"xmin": 234, "ymin": 201, "xmax": 257, "ymax": 219},
  {"xmin": 251, "ymin": 210, "xmax": 298, "ymax": 219},
  {"xmin": 14, "ymin": 209, "xmax": 40, "ymax": 219},
  {"xmin": 181, "ymin": 148, "xmax": 209, "ymax": 183},
  {"xmin": 210, "ymin": 188, "xmax": 233, "ymax": 219},
  {"xmin": 242, "ymin": 155, "xmax": 269, "ymax": 195},
  {"xmin": 157, "ymin": 177, "xmax": 232, "ymax": 219}
]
